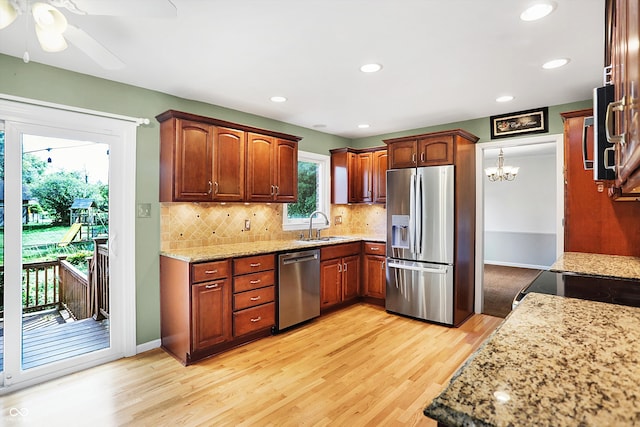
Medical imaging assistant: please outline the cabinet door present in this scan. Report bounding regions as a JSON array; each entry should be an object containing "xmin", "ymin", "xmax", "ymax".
[
  {"xmin": 213, "ymin": 127, "xmax": 245, "ymax": 201},
  {"xmin": 373, "ymin": 149, "xmax": 388, "ymax": 204},
  {"xmin": 356, "ymin": 152, "xmax": 373, "ymax": 203},
  {"xmin": 320, "ymin": 258, "xmax": 342, "ymax": 308},
  {"xmin": 175, "ymin": 120, "xmax": 215, "ymax": 201},
  {"xmin": 348, "ymin": 152, "xmax": 358, "ymax": 203},
  {"xmin": 618, "ymin": 0, "xmax": 640, "ymax": 184},
  {"xmin": 191, "ymin": 279, "xmax": 231, "ymax": 351},
  {"xmin": 246, "ymin": 133, "xmax": 275, "ymax": 202},
  {"xmin": 342, "ymin": 255, "xmax": 360, "ymax": 301},
  {"xmin": 274, "ymin": 139, "xmax": 298, "ymax": 202},
  {"xmin": 363, "ymin": 255, "xmax": 386, "ymax": 299},
  {"xmin": 418, "ymin": 135, "xmax": 454, "ymax": 165},
  {"xmin": 388, "ymin": 140, "xmax": 417, "ymax": 169}
]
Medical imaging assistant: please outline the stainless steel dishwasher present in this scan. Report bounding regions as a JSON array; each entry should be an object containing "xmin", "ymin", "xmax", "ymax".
[{"xmin": 277, "ymin": 249, "xmax": 320, "ymax": 330}]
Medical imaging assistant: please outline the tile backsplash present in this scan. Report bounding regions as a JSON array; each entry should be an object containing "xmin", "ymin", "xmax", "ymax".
[{"xmin": 160, "ymin": 203, "xmax": 386, "ymax": 251}]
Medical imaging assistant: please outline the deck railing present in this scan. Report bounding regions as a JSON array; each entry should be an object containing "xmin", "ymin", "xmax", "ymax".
[{"xmin": 0, "ymin": 238, "xmax": 109, "ymax": 320}]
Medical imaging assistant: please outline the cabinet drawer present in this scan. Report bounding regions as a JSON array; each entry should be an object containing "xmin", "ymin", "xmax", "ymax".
[
  {"xmin": 234, "ymin": 254, "xmax": 275, "ymax": 275},
  {"xmin": 233, "ymin": 302, "xmax": 275, "ymax": 336},
  {"xmin": 234, "ymin": 286, "xmax": 275, "ymax": 311},
  {"xmin": 363, "ymin": 241, "xmax": 385, "ymax": 255},
  {"xmin": 192, "ymin": 260, "xmax": 230, "ymax": 283},
  {"xmin": 320, "ymin": 242, "xmax": 361, "ymax": 260},
  {"xmin": 234, "ymin": 270, "xmax": 275, "ymax": 293}
]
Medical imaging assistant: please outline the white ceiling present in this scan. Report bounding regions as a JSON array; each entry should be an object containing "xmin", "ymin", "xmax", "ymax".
[{"xmin": 0, "ymin": 0, "xmax": 604, "ymax": 139}]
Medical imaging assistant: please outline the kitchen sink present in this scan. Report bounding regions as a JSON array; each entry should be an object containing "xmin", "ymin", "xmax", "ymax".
[{"xmin": 297, "ymin": 236, "xmax": 348, "ymax": 243}]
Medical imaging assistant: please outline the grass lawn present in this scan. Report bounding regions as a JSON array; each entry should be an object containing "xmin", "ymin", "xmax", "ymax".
[{"xmin": 0, "ymin": 225, "xmax": 95, "ymax": 264}]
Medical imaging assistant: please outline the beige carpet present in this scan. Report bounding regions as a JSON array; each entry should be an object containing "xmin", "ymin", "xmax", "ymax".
[{"xmin": 483, "ymin": 264, "xmax": 542, "ymax": 318}]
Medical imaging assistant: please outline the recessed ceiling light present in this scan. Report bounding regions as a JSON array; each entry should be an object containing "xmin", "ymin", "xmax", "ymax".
[
  {"xmin": 542, "ymin": 58, "xmax": 570, "ymax": 69},
  {"xmin": 358, "ymin": 124, "xmax": 370, "ymax": 129},
  {"xmin": 496, "ymin": 95, "xmax": 514, "ymax": 103},
  {"xmin": 520, "ymin": 1, "xmax": 556, "ymax": 21},
  {"xmin": 360, "ymin": 63, "xmax": 382, "ymax": 73},
  {"xmin": 270, "ymin": 96, "xmax": 287, "ymax": 103}
]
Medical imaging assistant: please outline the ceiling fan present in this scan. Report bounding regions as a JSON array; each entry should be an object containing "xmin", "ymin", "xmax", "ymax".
[{"xmin": 0, "ymin": 0, "xmax": 176, "ymax": 69}]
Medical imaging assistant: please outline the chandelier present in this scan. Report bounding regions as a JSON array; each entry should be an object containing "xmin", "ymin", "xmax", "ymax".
[{"xmin": 485, "ymin": 148, "xmax": 519, "ymax": 182}]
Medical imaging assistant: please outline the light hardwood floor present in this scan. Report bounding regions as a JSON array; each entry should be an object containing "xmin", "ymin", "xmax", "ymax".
[{"xmin": 2, "ymin": 304, "xmax": 502, "ymax": 426}]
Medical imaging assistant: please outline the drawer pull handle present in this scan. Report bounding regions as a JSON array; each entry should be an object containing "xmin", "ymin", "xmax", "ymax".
[
  {"xmin": 204, "ymin": 269, "xmax": 218, "ymax": 274},
  {"xmin": 250, "ymin": 263, "xmax": 261, "ymax": 268},
  {"xmin": 250, "ymin": 279, "xmax": 261, "ymax": 284},
  {"xmin": 250, "ymin": 316, "xmax": 262, "ymax": 323},
  {"xmin": 205, "ymin": 284, "xmax": 219, "ymax": 289},
  {"xmin": 370, "ymin": 247, "xmax": 380, "ymax": 251},
  {"xmin": 250, "ymin": 296, "xmax": 261, "ymax": 301}
]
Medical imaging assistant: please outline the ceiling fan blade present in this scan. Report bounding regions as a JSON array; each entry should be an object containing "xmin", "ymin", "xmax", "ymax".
[
  {"xmin": 56, "ymin": 0, "xmax": 177, "ymax": 17},
  {"xmin": 64, "ymin": 25, "xmax": 125, "ymax": 70}
]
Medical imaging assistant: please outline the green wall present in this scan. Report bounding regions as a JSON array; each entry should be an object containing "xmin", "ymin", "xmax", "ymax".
[
  {"xmin": 351, "ymin": 100, "xmax": 593, "ymax": 148},
  {"xmin": 0, "ymin": 54, "xmax": 349, "ymax": 344},
  {"xmin": 0, "ymin": 53, "xmax": 592, "ymax": 344}
]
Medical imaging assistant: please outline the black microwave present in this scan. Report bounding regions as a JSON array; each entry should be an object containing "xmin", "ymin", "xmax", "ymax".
[{"xmin": 590, "ymin": 85, "xmax": 615, "ymax": 180}]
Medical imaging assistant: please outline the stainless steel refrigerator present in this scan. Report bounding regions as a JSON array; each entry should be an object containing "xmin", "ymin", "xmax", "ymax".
[{"xmin": 386, "ymin": 165, "xmax": 455, "ymax": 325}]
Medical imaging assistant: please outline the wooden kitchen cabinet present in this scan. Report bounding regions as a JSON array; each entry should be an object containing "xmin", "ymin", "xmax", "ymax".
[
  {"xmin": 320, "ymin": 242, "xmax": 361, "ymax": 309},
  {"xmin": 330, "ymin": 146, "xmax": 387, "ymax": 204},
  {"xmin": 232, "ymin": 254, "xmax": 276, "ymax": 337},
  {"xmin": 246, "ymin": 133, "xmax": 298, "ymax": 202},
  {"xmin": 386, "ymin": 132, "xmax": 458, "ymax": 169},
  {"xmin": 561, "ymin": 109, "xmax": 640, "ymax": 256},
  {"xmin": 362, "ymin": 241, "xmax": 385, "ymax": 300},
  {"xmin": 606, "ymin": 0, "xmax": 640, "ymax": 197},
  {"xmin": 192, "ymin": 278, "xmax": 232, "ymax": 350},
  {"xmin": 157, "ymin": 110, "xmax": 300, "ymax": 203},
  {"xmin": 372, "ymin": 149, "xmax": 388, "ymax": 204},
  {"xmin": 160, "ymin": 256, "xmax": 232, "ymax": 364},
  {"xmin": 159, "ymin": 118, "xmax": 215, "ymax": 201}
]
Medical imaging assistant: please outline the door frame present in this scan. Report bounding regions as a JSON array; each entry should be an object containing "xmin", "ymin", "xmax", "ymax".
[
  {"xmin": 474, "ymin": 133, "xmax": 564, "ymax": 313},
  {"xmin": 0, "ymin": 96, "xmax": 138, "ymax": 392}
]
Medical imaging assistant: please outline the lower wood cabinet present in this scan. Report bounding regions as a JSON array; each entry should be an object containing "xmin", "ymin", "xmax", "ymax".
[
  {"xmin": 362, "ymin": 241, "xmax": 386, "ymax": 300},
  {"xmin": 160, "ymin": 254, "xmax": 275, "ymax": 365},
  {"xmin": 320, "ymin": 242, "xmax": 361, "ymax": 310}
]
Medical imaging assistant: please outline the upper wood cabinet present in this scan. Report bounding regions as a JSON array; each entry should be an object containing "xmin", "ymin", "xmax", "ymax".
[
  {"xmin": 386, "ymin": 132, "xmax": 463, "ymax": 169},
  {"xmin": 157, "ymin": 110, "xmax": 300, "ymax": 203},
  {"xmin": 330, "ymin": 146, "xmax": 387, "ymax": 204},
  {"xmin": 246, "ymin": 134, "xmax": 298, "ymax": 202},
  {"xmin": 606, "ymin": 0, "xmax": 640, "ymax": 197}
]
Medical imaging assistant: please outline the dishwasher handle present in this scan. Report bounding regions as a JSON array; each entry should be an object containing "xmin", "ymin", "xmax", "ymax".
[{"xmin": 282, "ymin": 254, "xmax": 318, "ymax": 265}]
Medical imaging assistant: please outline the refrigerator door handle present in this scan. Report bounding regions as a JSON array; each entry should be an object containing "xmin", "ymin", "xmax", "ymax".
[
  {"xmin": 416, "ymin": 172, "xmax": 423, "ymax": 255},
  {"xmin": 409, "ymin": 172, "xmax": 416, "ymax": 254},
  {"xmin": 387, "ymin": 261, "xmax": 448, "ymax": 275}
]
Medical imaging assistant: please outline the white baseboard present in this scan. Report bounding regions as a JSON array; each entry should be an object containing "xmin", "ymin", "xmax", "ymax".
[
  {"xmin": 484, "ymin": 260, "xmax": 549, "ymax": 270},
  {"xmin": 136, "ymin": 339, "xmax": 161, "ymax": 354}
]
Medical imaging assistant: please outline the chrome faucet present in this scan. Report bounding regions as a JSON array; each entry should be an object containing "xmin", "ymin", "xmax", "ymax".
[{"xmin": 308, "ymin": 210, "xmax": 330, "ymax": 239}]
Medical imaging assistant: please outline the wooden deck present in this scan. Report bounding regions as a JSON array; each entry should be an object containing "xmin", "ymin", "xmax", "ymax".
[{"xmin": 0, "ymin": 314, "xmax": 109, "ymax": 370}]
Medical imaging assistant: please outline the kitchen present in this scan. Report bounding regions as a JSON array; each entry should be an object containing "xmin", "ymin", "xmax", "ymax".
[{"xmin": 1, "ymin": 0, "xmax": 640, "ymax": 425}]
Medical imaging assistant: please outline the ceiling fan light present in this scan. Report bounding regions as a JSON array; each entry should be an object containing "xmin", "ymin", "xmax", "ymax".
[
  {"xmin": 35, "ymin": 25, "xmax": 68, "ymax": 52},
  {"xmin": 32, "ymin": 2, "xmax": 68, "ymax": 33},
  {"xmin": 0, "ymin": 0, "xmax": 17, "ymax": 30}
]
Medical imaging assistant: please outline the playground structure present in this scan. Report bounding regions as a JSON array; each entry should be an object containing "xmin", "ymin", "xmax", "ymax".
[{"xmin": 59, "ymin": 198, "xmax": 108, "ymax": 247}]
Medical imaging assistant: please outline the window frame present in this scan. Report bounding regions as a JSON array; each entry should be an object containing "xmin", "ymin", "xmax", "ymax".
[{"xmin": 282, "ymin": 150, "xmax": 331, "ymax": 231}]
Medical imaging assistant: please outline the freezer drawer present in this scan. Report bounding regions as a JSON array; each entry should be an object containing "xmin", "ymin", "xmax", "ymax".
[{"xmin": 385, "ymin": 259, "xmax": 453, "ymax": 325}]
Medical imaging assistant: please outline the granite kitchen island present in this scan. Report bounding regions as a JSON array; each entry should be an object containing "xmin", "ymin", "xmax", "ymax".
[{"xmin": 424, "ymin": 292, "xmax": 640, "ymax": 426}]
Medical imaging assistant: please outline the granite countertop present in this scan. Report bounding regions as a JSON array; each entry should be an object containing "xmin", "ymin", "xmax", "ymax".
[
  {"xmin": 424, "ymin": 292, "xmax": 640, "ymax": 426},
  {"xmin": 160, "ymin": 234, "xmax": 385, "ymax": 262},
  {"xmin": 551, "ymin": 252, "xmax": 640, "ymax": 280}
]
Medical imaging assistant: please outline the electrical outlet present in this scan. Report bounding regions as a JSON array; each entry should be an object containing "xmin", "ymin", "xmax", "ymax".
[
  {"xmin": 244, "ymin": 219, "xmax": 251, "ymax": 230},
  {"xmin": 334, "ymin": 215, "xmax": 342, "ymax": 225}
]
